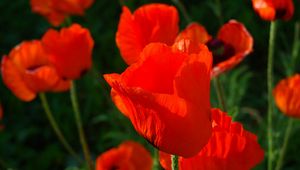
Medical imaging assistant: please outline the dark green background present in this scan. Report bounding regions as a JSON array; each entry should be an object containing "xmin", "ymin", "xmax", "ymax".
[{"xmin": 0, "ymin": 0, "xmax": 299, "ymax": 169}]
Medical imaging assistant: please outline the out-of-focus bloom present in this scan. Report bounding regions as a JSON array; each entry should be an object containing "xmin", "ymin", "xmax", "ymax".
[
  {"xmin": 116, "ymin": 3, "xmax": 179, "ymax": 65},
  {"xmin": 0, "ymin": 104, "xmax": 3, "ymax": 130},
  {"xmin": 251, "ymin": 0, "xmax": 294, "ymax": 21},
  {"xmin": 96, "ymin": 141, "xmax": 153, "ymax": 170},
  {"xmin": 30, "ymin": 0, "xmax": 94, "ymax": 26},
  {"xmin": 1, "ymin": 41, "xmax": 70, "ymax": 102},
  {"xmin": 104, "ymin": 41, "xmax": 212, "ymax": 157},
  {"xmin": 273, "ymin": 74, "xmax": 300, "ymax": 118},
  {"xmin": 42, "ymin": 24, "xmax": 94, "ymax": 80},
  {"xmin": 160, "ymin": 108, "xmax": 265, "ymax": 170},
  {"xmin": 175, "ymin": 20, "xmax": 253, "ymax": 77}
]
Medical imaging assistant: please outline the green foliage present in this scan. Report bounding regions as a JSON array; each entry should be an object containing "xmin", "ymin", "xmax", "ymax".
[{"xmin": 0, "ymin": 0, "xmax": 299, "ymax": 170}]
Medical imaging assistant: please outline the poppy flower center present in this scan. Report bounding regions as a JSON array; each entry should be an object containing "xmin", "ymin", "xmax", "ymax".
[
  {"xmin": 275, "ymin": 8, "xmax": 287, "ymax": 19},
  {"xmin": 26, "ymin": 64, "xmax": 45, "ymax": 72},
  {"xmin": 206, "ymin": 39, "xmax": 235, "ymax": 66}
]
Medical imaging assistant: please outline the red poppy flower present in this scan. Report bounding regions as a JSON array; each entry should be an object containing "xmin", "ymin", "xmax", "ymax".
[
  {"xmin": 251, "ymin": 0, "xmax": 294, "ymax": 21},
  {"xmin": 273, "ymin": 74, "xmax": 300, "ymax": 118},
  {"xmin": 96, "ymin": 141, "xmax": 153, "ymax": 170},
  {"xmin": 104, "ymin": 41, "xmax": 212, "ymax": 157},
  {"xmin": 160, "ymin": 108, "xmax": 264, "ymax": 170},
  {"xmin": 42, "ymin": 24, "xmax": 94, "ymax": 80},
  {"xmin": 30, "ymin": 0, "xmax": 94, "ymax": 26},
  {"xmin": 175, "ymin": 20, "xmax": 253, "ymax": 77},
  {"xmin": 1, "ymin": 41, "xmax": 70, "ymax": 102},
  {"xmin": 116, "ymin": 3, "xmax": 179, "ymax": 65}
]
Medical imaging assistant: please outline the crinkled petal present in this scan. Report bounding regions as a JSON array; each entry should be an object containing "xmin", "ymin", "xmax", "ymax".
[
  {"xmin": 175, "ymin": 23, "xmax": 212, "ymax": 44},
  {"xmin": 1, "ymin": 56, "xmax": 36, "ymax": 101},
  {"xmin": 116, "ymin": 4, "xmax": 179, "ymax": 65}
]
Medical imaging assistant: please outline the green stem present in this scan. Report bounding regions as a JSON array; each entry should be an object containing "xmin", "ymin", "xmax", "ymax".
[
  {"xmin": 39, "ymin": 93, "xmax": 81, "ymax": 162},
  {"xmin": 70, "ymin": 82, "xmax": 93, "ymax": 170},
  {"xmin": 214, "ymin": 0, "xmax": 223, "ymax": 25},
  {"xmin": 171, "ymin": 0, "xmax": 192, "ymax": 23},
  {"xmin": 275, "ymin": 119, "xmax": 294, "ymax": 170},
  {"xmin": 171, "ymin": 155, "xmax": 179, "ymax": 170},
  {"xmin": 213, "ymin": 77, "xmax": 227, "ymax": 112},
  {"xmin": 153, "ymin": 148, "xmax": 162, "ymax": 170},
  {"xmin": 267, "ymin": 21, "xmax": 277, "ymax": 170},
  {"xmin": 291, "ymin": 22, "xmax": 300, "ymax": 74}
]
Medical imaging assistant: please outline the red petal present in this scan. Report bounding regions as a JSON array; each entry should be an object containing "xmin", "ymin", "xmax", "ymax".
[
  {"xmin": 213, "ymin": 20, "xmax": 253, "ymax": 77},
  {"xmin": 273, "ymin": 74, "xmax": 300, "ymax": 118},
  {"xmin": 42, "ymin": 24, "xmax": 94, "ymax": 79},
  {"xmin": 175, "ymin": 23, "xmax": 211, "ymax": 45},
  {"xmin": 30, "ymin": 0, "xmax": 66, "ymax": 26},
  {"xmin": 104, "ymin": 43, "xmax": 212, "ymax": 157},
  {"xmin": 160, "ymin": 109, "xmax": 264, "ymax": 170},
  {"xmin": 251, "ymin": 0, "xmax": 294, "ymax": 21},
  {"xmin": 116, "ymin": 4, "xmax": 179, "ymax": 65},
  {"xmin": 1, "ymin": 56, "xmax": 36, "ymax": 101},
  {"xmin": 96, "ymin": 141, "xmax": 152, "ymax": 170}
]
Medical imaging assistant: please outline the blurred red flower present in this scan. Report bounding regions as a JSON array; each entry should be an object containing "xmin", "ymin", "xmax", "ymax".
[
  {"xmin": 96, "ymin": 141, "xmax": 153, "ymax": 170},
  {"xmin": 160, "ymin": 108, "xmax": 264, "ymax": 170},
  {"xmin": 251, "ymin": 0, "xmax": 294, "ymax": 21},
  {"xmin": 273, "ymin": 74, "xmax": 300, "ymax": 118},
  {"xmin": 1, "ymin": 41, "xmax": 70, "ymax": 102},
  {"xmin": 42, "ymin": 24, "xmax": 94, "ymax": 80},
  {"xmin": 30, "ymin": 0, "xmax": 94, "ymax": 26},
  {"xmin": 104, "ymin": 41, "xmax": 212, "ymax": 157},
  {"xmin": 116, "ymin": 3, "xmax": 179, "ymax": 65},
  {"xmin": 175, "ymin": 20, "xmax": 253, "ymax": 77}
]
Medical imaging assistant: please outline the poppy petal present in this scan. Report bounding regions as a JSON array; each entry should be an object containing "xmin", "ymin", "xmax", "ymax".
[
  {"xmin": 42, "ymin": 24, "xmax": 94, "ymax": 79},
  {"xmin": 116, "ymin": 4, "xmax": 179, "ymax": 65},
  {"xmin": 160, "ymin": 109, "xmax": 264, "ymax": 170},
  {"xmin": 30, "ymin": 0, "xmax": 66, "ymax": 26},
  {"xmin": 273, "ymin": 74, "xmax": 300, "ymax": 118},
  {"xmin": 23, "ymin": 66, "xmax": 63, "ymax": 92},
  {"xmin": 213, "ymin": 20, "xmax": 253, "ymax": 76},
  {"xmin": 104, "ymin": 43, "xmax": 212, "ymax": 157},
  {"xmin": 1, "ymin": 56, "xmax": 36, "ymax": 101},
  {"xmin": 252, "ymin": 0, "xmax": 294, "ymax": 21},
  {"xmin": 175, "ymin": 23, "xmax": 212, "ymax": 44},
  {"xmin": 96, "ymin": 141, "xmax": 152, "ymax": 170}
]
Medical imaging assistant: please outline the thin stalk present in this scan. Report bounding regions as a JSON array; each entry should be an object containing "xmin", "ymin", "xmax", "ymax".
[
  {"xmin": 153, "ymin": 148, "xmax": 162, "ymax": 170},
  {"xmin": 171, "ymin": 0, "xmax": 192, "ymax": 23},
  {"xmin": 275, "ymin": 119, "xmax": 294, "ymax": 170},
  {"xmin": 214, "ymin": 0, "xmax": 223, "ymax": 25},
  {"xmin": 267, "ymin": 21, "xmax": 277, "ymax": 170},
  {"xmin": 213, "ymin": 77, "xmax": 227, "ymax": 111},
  {"xmin": 39, "ymin": 93, "xmax": 81, "ymax": 162},
  {"xmin": 275, "ymin": 22, "xmax": 299, "ymax": 170},
  {"xmin": 70, "ymin": 82, "xmax": 93, "ymax": 170},
  {"xmin": 291, "ymin": 22, "xmax": 300, "ymax": 73},
  {"xmin": 171, "ymin": 155, "xmax": 179, "ymax": 170}
]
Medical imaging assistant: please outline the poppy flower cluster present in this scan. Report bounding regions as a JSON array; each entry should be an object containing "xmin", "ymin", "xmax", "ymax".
[
  {"xmin": 1, "ymin": 24, "xmax": 93, "ymax": 101},
  {"xmin": 251, "ymin": 0, "xmax": 294, "ymax": 21},
  {"xmin": 30, "ymin": 0, "xmax": 94, "ymax": 26},
  {"xmin": 96, "ymin": 141, "xmax": 153, "ymax": 170},
  {"xmin": 105, "ymin": 3, "xmax": 258, "ymax": 159},
  {"xmin": 159, "ymin": 109, "xmax": 264, "ymax": 170},
  {"xmin": 273, "ymin": 74, "xmax": 300, "ymax": 118},
  {"xmin": 116, "ymin": 4, "xmax": 253, "ymax": 77}
]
